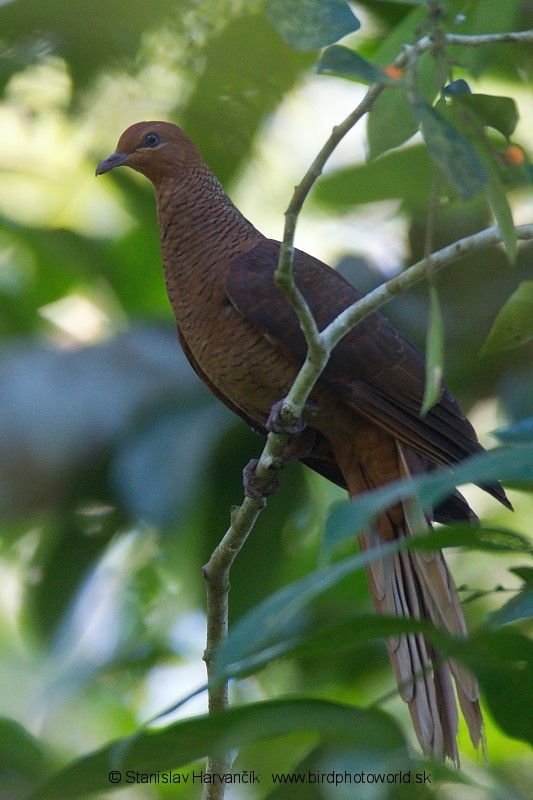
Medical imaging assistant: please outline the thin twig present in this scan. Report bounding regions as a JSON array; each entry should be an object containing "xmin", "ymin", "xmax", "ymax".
[
  {"xmin": 444, "ymin": 30, "xmax": 533, "ymax": 47},
  {"xmin": 279, "ymin": 224, "xmax": 533, "ymax": 424},
  {"xmin": 273, "ymin": 82, "xmax": 389, "ymax": 428},
  {"xmin": 322, "ymin": 224, "xmax": 533, "ymax": 354},
  {"xmin": 201, "ymin": 498, "xmax": 266, "ymax": 799},
  {"xmin": 274, "ymin": 84, "xmax": 386, "ymax": 423},
  {"xmin": 406, "ymin": 29, "xmax": 533, "ymax": 62}
]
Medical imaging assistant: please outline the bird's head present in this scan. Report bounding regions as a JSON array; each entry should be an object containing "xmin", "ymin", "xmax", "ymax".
[{"xmin": 96, "ymin": 121, "xmax": 201, "ymax": 184}]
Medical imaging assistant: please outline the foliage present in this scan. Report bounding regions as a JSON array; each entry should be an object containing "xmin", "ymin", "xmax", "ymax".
[{"xmin": 0, "ymin": 0, "xmax": 532, "ymax": 798}]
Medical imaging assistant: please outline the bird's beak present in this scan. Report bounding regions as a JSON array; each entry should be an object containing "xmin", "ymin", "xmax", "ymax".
[{"xmin": 95, "ymin": 151, "xmax": 128, "ymax": 176}]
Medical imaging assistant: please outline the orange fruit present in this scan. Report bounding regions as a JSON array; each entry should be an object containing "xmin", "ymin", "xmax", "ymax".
[
  {"xmin": 383, "ymin": 65, "xmax": 403, "ymax": 81},
  {"xmin": 504, "ymin": 144, "xmax": 525, "ymax": 166}
]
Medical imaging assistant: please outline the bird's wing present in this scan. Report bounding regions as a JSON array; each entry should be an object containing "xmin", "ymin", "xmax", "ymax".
[{"xmin": 226, "ymin": 238, "xmax": 487, "ymax": 471}]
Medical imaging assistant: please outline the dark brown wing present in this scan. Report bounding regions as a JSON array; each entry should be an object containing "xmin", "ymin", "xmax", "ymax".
[{"xmin": 226, "ymin": 238, "xmax": 509, "ymax": 507}]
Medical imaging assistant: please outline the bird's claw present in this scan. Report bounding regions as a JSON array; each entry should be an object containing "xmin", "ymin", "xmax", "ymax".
[
  {"xmin": 267, "ymin": 400, "xmax": 307, "ymax": 435},
  {"xmin": 243, "ymin": 459, "xmax": 280, "ymax": 499}
]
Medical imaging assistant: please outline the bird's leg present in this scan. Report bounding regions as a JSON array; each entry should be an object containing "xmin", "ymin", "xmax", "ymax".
[
  {"xmin": 266, "ymin": 398, "xmax": 308, "ymax": 435},
  {"xmin": 243, "ymin": 400, "xmax": 319, "ymax": 498},
  {"xmin": 268, "ymin": 398, "xmax": 319, "ymax": 461},
  {"xmin": 243, "ymin": 458, "xmax": 279, "ymax": 498}
]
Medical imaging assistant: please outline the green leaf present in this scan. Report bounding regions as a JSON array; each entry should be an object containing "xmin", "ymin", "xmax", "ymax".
[
  {"xmin": 460, "ymin": 630, "xmax": 533, "ymax": 746},
  {"xmin": 317, "ymin": 45, "xmax": 393, "ymax": 84},
  {"xmin": 493, "ymin": 417, "xmax": 533, "ymax": 443},
  {"xmin": 454, "ymin": 94, "xmax": 519, "ymax": 138},
  {"xmin": 455, "ymin": 0, "xmax": 522, "ymax": 77},
  {"xmin": 366, "ymin": 5, "xmax": 438, "ymax": 159},
  {"xmin": 367, "ymin": 86, "xmax": 417, "ymax": 160},
  {"xmin": 214, "ymin": 547, "xmax": 396, "ymax": 679},
  {"xmin": 314, "ymin": 143, "xmax": 434, "ymax": 209},
  {"xmin": 489, "ymin": 587, "xmax": 533, "ymax": 626},
  {"xmin": 510, "ymin": 566, "xmax": 533, "ymax": 584},
  {"xmin": 266, "ymin": 0, "xmax": 360, "ymax": 51},
  {"xmin": 181, "ymin": 11, "xmax": 314, "ymax": 186},
  {"xmin": 0, "ymin": 0, "xmax": 177, "ymax": 91},
  {"xmin": 442, "ymin": 96, "xmax": 517, "ymax": 262},
  {"xmin": 214, "ymin": 521, "xmax": 530, "ymax": 682},
  {"xmin": 485, "ymin": 164, "xmax": 517, "ymax": 263},
  {"xmin": 219, "ymin": 610, "xmax": 472, "ymax": 692},
  {"xmin": 368, "ymin": 53, "xmax": 439, "ymax": 160},
  {"xmin": 321, "ymin": 444, "xmax": 533, "ymax": 557},
  {"xmin": 0, "ymin": 717, "xmax": 48, "ymax": 779},
  {"xmin": 413, "ymin": 101, "xmax": 488, "ymax": 199},
  {"xmin": 481, "ymin": 281, "xmax": 533, "ymax": 355},
  {"xmin": 290, "ymin": 614, "xmax": 433, "ymax": 662},
  {"xmin": 421, "ymin": 285, "xmax": 444, "ymax": 415},
  {"xmin": 324, "ymin": 509, "xmax": 530, "ymax": 565},
  {"xmin": 370, "ymin": 2, "xmax": 428, "ymax": 66},
  {"xmin": 30, "ymin": 700, "xmax": 406, "ymax": 799}
]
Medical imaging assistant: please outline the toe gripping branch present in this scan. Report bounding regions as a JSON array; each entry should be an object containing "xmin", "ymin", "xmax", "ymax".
[
  {"xmin": 243, "ymin": 399, "xmax": 317, "ymax": 499},
  {"xmin": 266, "ymin": 399, "xmax": 307, "ymax": 436}
]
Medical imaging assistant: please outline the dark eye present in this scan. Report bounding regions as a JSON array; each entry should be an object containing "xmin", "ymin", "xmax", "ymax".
[{"xmin": 142, "ymin": 132, "xmax": 161, "ymax": 148}]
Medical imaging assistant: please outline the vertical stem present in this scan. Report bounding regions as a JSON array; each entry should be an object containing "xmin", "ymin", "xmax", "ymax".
[
  {"xmin": 201, "ymin": 498, "xmax": 265, "ymax": 800},
  {"xmin": 202, "ymin": 558, "xmax": 230, "ymax": 800}
]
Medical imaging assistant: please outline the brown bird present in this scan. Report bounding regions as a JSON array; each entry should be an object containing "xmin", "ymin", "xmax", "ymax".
[{"xmin": 97, "ymin": 121, "xmax": 510, "ymax": 763}]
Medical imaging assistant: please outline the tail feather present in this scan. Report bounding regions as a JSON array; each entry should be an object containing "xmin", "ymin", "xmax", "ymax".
[{"xmin": 352, "ymin": 441, "xmax": 483, "ymax": 763}]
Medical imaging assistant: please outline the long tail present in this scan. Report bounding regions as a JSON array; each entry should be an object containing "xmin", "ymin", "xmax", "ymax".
[{"xmin": 355, "ymin": 441, "xmax": 483, "ymax": 763}]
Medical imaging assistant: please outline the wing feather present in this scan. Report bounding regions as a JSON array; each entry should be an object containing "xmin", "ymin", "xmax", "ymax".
[{"xmin": 227, "ymin": 238, "xmax": 507, "ymax": 510}]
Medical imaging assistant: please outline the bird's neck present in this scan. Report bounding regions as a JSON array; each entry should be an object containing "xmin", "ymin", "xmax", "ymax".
[{"xmin": 155, "ymin": 164, "xmax": 261, "ymax": 280}]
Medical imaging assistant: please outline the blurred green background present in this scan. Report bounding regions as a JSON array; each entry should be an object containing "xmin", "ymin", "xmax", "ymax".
[{"xmin": 0, "ymin": 0, "xmax": 532, "ymax": 798}]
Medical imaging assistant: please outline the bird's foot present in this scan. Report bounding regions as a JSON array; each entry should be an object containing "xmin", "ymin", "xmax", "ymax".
[
  {"xmin": 243, "ymin": 459, "xmax": 280, "ymax": 499},
  {"xmin": 266, "ymin": 399, "xmax": 307, "ymax": 436},
  {"xmin": 266, "ymin": 399, "xmax": 318, "ymax": 463}
]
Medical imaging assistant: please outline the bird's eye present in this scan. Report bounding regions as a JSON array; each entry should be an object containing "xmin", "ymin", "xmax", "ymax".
[{"xmin": 142, "ymin": 132, "xmax": 161, "ymax": 148}]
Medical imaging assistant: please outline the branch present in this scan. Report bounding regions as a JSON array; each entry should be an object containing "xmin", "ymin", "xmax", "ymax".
[
  {"xmin": 201, "ymin": 496, "xmax": 266, "ymax": 799},
  {"xmin": 323, "ymin": 224, "xmax": 533, "ymax": 353},
  {"xmin": 275, "ymin": 26, "xmax": 533, "ymax": 417},
  {"xmin": 201, "ymin": 87, "xmax": 393, "ymax": 785},
  {"xmin": 200, "ymin": 26, "xmax": 533, "ymax": 798},
  {"xmin": 202, "ymin": 220, "xmax": 533, "ymax": 797},
  {"xmin": 273, "ymin": 26, "xmax": 533, "ymax": 415},
  {"xmin": 273, "ymin": 82, "xmax": 387, "ymax": 422},
  {"xmin": 202, "ymin": 240, "xmax": 533, "ymax": 786},
  {"xmin": 283, "ymin": 224, "xmax": 533, "ymax": 420},
  {"xmin": 405, "ymin": 29, "xmax": 533, "ymax": 62},
  {"xmin": 201, "ymin": 86, "xmax": 393, "ymax": 783},
  {"xmin": 443, "ymin": 30, "xmax": 533, "ymax": 47}
]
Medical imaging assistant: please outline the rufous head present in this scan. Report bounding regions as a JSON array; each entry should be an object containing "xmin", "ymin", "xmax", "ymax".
[{"xmin": 96, "ymin": 121, "xmax": 201, "ymax": 184}]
